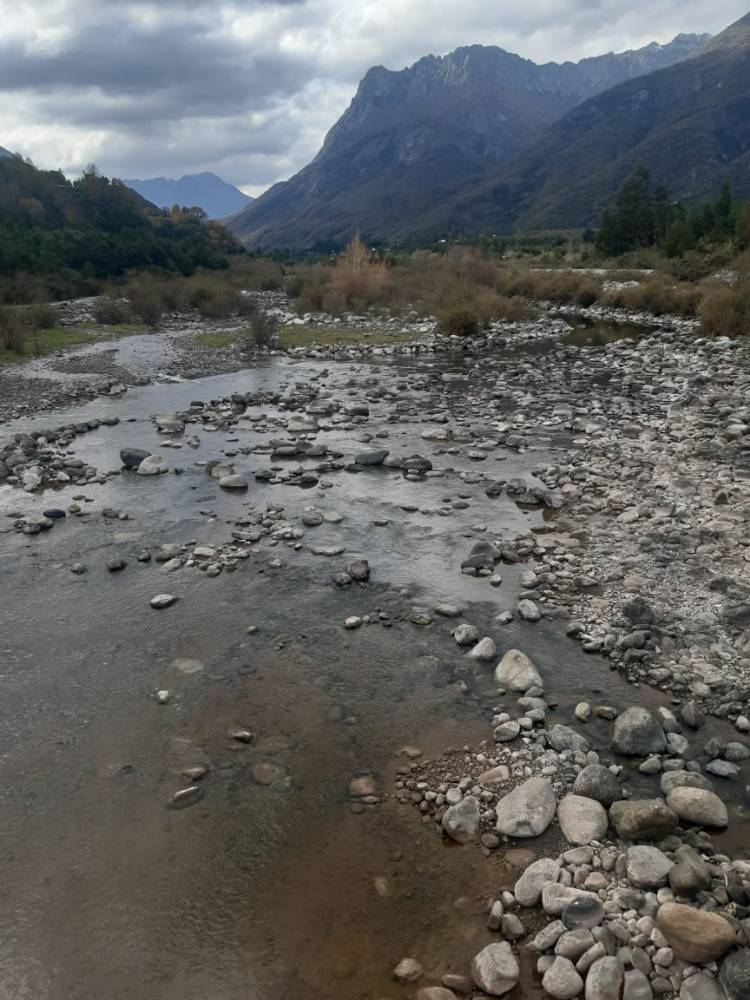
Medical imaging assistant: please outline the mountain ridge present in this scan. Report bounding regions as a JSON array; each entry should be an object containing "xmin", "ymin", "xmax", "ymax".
[{"xmin": 229, "ymin": 32, "xmax": 710, "ymax": 249}]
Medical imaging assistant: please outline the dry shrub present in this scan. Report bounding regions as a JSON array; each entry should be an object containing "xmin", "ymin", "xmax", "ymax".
[
  {"xmin": 28, "ymin": 302, "xmax": 59, "ymax": 329},
  {"xmin": 0, "ymin": 307, "xmax": 31, "ymax": 353},
  {"xmin": 242, "ymin": 309, "xmax": 278, "ymax": 349},
  {"xmin": 698, "ymin": 286, "xmax": 749, "ymax": 336},
  {"xmin": 326, "ymin": 234, "xmax": 389, "ymax": 313},
  {"xmin": 437, "ymin": 306, "xmax": 480, "ymax": 337},
  {"xmin": 603, "ymin": 279, "xmax": 701, "ymax": 316},
  {"xmin": 128, "ymin": 284, "xmax": 164, "ymax": 326},
  {"xmin": 93, "ymin": 296, "xmax": 131, "ymax": 325}
]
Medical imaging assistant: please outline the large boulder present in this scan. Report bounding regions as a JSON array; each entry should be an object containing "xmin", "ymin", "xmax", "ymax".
[
  {"xmin": 573, "ymin": 765, "xmax": 623, "ymax": 806},
  {"xmin": 515, "ymin": 857, "xmax": 562, "ymax": 907},
  {"xmin": 471, "ymin": 942, "xmax": 520, "ymax": 996},
  {"xmin": 625, "ymin": 846, "xmax": 673, "ymax": 889},
  {"xmin": 557, "ymin": 795, "xmax": 608, "ymax": 846},
  {"xmin": 495, "ymin": 649, "xmax": 543, "ymax": 691},
  {"xmin": 666, "ymin": 787, "xmax": 728, "ymax": 828},
  {"xmin": 612, "ymin": 706, "xmax": 666, "ymax": 756},
  {"xmin": 496, "ymin": 777, "xmax": 556, "ymax": 838},
  {"xmin": 442, "ymin": 795, "xmax": 480, "ymax": 843},
  {"xmin": 609, "ymin": 799, "xmax": 678, "ymax": 842},
  {"xmin": 137, "ymin": 454, "xmax": 166, "ymax": 475},
  {"xmin": 656, "ymin": 903, "xmax": 736, "ymax": 963}
]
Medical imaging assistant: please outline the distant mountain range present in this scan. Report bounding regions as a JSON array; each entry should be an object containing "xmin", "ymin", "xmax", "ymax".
[
  {"xmin": 123, "ymin": 171, "xmax": 253, "ymax": 219},
  {"xmin": 229, "ymin": 31, "xmax": 714, "ymax": 249}
]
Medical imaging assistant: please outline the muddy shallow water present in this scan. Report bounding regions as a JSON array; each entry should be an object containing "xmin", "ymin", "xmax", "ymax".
[{"xmin": 1, "ymin": 345, "xmax": 748, "ymax": 1000}]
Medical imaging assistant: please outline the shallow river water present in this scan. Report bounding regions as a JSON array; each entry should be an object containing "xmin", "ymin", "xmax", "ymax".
[{"xmin": 0, "ymin": 338, "xmax": 747, "ymax": 1000}]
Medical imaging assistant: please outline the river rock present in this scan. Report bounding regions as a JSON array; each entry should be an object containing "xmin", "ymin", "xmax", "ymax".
[
  {"xmin": 609, "ymin": 799, "xmax": 678, "ymax": 841},
  {"xmin": 469, "ymin": 636, "xmax": 496, "ymax": 661},
  {"xmin": 219, "ymin": 474, "xmax": 249, "ymax": 490},
  {"xmin": 585, "ymin": 957, "xmax": 623, "ymax": 1000},
  {"xmin": 354, "ymin": 449, "xmax": 388, "ymax": 466},
  {"xmin": 625, "ymin": 846, "xmax": 673, "ymax": 888},
  {"xmin": 515, "ymin": 857, "xmax": 562, "ymax": 907},
  {"xmin": 720, "ymin": 949, "xmax": 750, "ymax": 1000},
  {"xmin": 417, "ymin": 989, "xmax": 457, "ymax": 1000},
  {"xmin": 666, "ymin": 787, "xmax": 728, "ymax": 828},
  {"xmin": 573, "ymin": 765, "xmax": 624, "ymax": 806},
  {"xmin": 471, "ymin": 942, "xmax": 519, "ymax": 996},
  {"xmin": 612, "ymin": 707, "xmax": 666, "ymax": 756},
  {"xmin": 495, "ymin": 776, "xmax": 556, "ymax": 838},
  {"xmin": 660, "ymin": 771, "xmax": 714, "ymax": 795},
  {"xmin": 542, "ymin": 884, "xmax": 596, "ymax": 917},
  {"xmin": 394, "ymin": 957, "xmax": 423, "ymax": 983},
  {"xmin": 494, "ymin": 649, "xmax": 543, "ymax": 691},
  {"xmin": 120, "ymin": 447, "xmax": 150, "ymax": 468},
  {"xmin": 137, "ymin": 454, "xmax": 166, "ymax": 475},
  {"xmin": 155, "ymin": 413, "xmax": 185, "ymax": 434},
  {"xmin": 150, "ymin": 593, "xmax": 178, "ymax": 609},
  {"xmin": 656, "ymin": 903, "xmax": 736, "ymax": 963},
  {"xmin": 454, "ymin": 623, "xmax": 480, "ymax": 646},
  {"xmin": 624, "ymin": 969, "xmax": 653, "ymax": 1000},
  {"xmin": 669, "ymin": 845, "xmax": 711, "ymax": 896},
  {"xmin": 542, "ymin": 957, "xmax": 584, "ymax": 1000},
  {"xmin": 557, "ymin": 795, "xmax": 608, "ymax": 845},
  {"xmin": 680, "ymin": 973, "xmax": 726, "ymax": 1000},
  {"xmin": 442, "ymin": 795, "xmax": 480, "ymax": 843},
  {"xmin": 548, "ymin": 725, "xmax": 590, "ymax": 754}
]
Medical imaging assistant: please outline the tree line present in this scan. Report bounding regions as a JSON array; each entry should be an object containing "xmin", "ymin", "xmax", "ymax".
[
  {"xmin": 0, "ymin": 156, "xmax": 243, "ymax": 301},
  {"xmin": 595, "ymin": 165, "xmax": 750, "ymax": 258}
]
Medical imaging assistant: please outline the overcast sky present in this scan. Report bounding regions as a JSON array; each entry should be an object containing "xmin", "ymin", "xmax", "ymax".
[{"xmin": 0, "ymin": 0, "xmax": 746, "ymax": 197}]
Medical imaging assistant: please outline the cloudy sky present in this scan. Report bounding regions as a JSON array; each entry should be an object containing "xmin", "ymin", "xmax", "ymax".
[{"xmin": 0, "ymin": 0, "xmax": 746, "ymax": 197}]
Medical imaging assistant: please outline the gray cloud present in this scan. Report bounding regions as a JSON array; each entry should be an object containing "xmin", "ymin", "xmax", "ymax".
[{"xmin": 0, "ymin": 0, "xmax": 747, "ymax": 196}]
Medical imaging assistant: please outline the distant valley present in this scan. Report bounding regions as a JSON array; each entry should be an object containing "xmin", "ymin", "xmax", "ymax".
[{"xmin": 123, "ymin": 172, "xmax": 253, "ymax": 220}]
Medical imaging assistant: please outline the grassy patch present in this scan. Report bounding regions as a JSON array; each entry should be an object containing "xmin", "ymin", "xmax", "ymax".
[
  {"xmin": 0, "ymin": 326, "xmax": 95, "ymax": 362},
  {"xmin": 191, "ymin": 325, "xmax": 420, "ymax": 350},
  {"xmin": 193, "ymin": 331, "xmax": 236, "ymax": 348}
]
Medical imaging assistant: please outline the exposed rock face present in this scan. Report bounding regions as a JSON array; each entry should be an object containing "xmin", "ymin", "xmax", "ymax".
[
  {"xmin": 230, "ymin": 35, "xmax": 709, "ymax": 249},
  {"xmin": 495, "ymin": 776, "xmax": 556, "ymax": 838},
  {"xmin": 656, "ymin": 903, "xmax": 736, "ymax": 963}
]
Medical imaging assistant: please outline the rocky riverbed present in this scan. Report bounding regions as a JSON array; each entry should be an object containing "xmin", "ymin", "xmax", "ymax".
[{"xmin": 0, "ymin": 311, "xmax": 749, "ymax": 1000}]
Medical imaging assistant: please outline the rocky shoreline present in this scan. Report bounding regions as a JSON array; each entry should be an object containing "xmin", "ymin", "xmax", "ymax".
[{"xmin": 1, "ymin": 301, "xmax": 749, "ymax": 999}]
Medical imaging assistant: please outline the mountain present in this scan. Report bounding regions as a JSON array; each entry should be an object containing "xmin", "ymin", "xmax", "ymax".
[
  {"xmin": 228, "ymin": 33, "xmax": 708, "ymax": 249},
  {"xmin": 421, "ymin": 12, "xmax": 750, "ymax": 237},
  {"xmin": 0, "ymin": 146, "xmax": 14, "ymax": 159},
  {"xmin": 123, "ymin": 172, "xmax": 252, "ymax": 219}
]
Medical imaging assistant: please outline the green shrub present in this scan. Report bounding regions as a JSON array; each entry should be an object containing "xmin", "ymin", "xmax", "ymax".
[{"xmin": 242, "ymin": 310, "xmax": 277, "ymax": 349}]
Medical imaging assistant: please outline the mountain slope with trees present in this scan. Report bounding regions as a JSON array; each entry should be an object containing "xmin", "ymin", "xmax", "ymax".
[
  {"xmin": 230, "ymin": 33, "xmax": 707, "ymax": 250},
  {"xmin": 0, "ymin": 156, "xmax": 242, "ymax": 301},
  {"xmin": 414, "ymin": 13, "xmax": 750, "ymax": 239}
]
